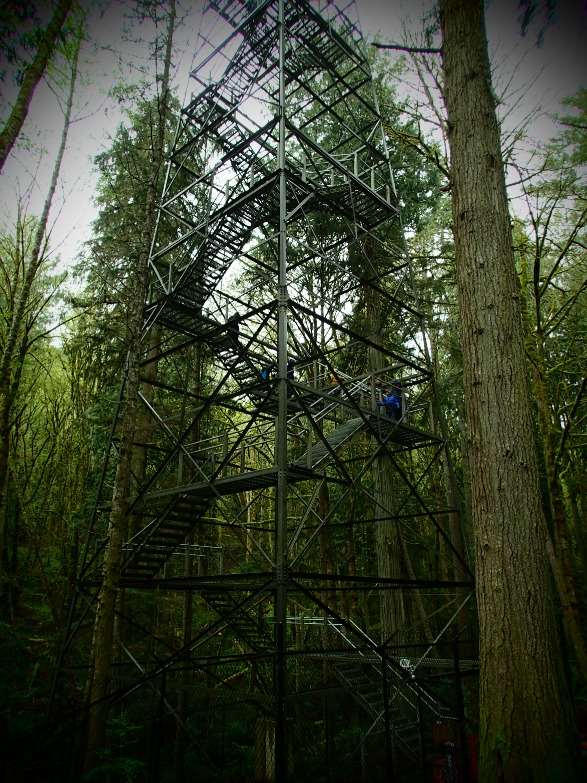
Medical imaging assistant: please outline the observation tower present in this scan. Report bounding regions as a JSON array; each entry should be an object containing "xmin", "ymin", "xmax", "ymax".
[{"xmin": 51, "ymin": 1, "xmax": 477, "ymax": 780}]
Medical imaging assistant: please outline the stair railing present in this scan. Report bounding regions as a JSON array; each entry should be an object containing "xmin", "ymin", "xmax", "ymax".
[
  {"xmin": 173, "ymin": 543, "xmax": 224, "ymax": 576},
  {"xmin": 324, "ymin": 617, "xmax": 454, "ymax": 738}
]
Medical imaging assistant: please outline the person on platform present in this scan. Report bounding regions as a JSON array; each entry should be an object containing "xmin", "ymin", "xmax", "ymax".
[
  {"xmin": 227, "ymin": 314, "xmax": 240, "ymax": 347},
  {"xmin": 260, "ymin": 363, "xmax": 275, "ymax": 381},
  {"xmin": 328, "ymin": 368, "xmax": 342, "ymax": 396},
  {"xmin": 377, "ymin": 387, "xmax": 401, "ymax": 421}
]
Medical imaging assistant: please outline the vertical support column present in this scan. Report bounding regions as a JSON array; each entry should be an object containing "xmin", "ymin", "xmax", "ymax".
[
  {"xmin": 381, "ymin": 648, "xmax": 394, "ymax": 780},
  {"xmin": 274, "ymin": 0, "xmax": 288, "ymax": 779},
  {"xmin": 453, "ymin": 639, "xmax": 471, "ymax": 782},
  {"xmin": 417, "ymin": 683, "xmax": 426, "ymax": 778}
]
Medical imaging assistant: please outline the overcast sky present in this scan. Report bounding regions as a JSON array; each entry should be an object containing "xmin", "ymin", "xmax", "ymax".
[{"xmin": 0, "ymin": 0, "xmax": 585, "ymax": 271}]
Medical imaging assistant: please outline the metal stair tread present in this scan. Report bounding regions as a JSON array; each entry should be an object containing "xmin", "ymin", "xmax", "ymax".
[{"xmin": 294, "ymin": 417, "xmax": 365, "ymax": 468}]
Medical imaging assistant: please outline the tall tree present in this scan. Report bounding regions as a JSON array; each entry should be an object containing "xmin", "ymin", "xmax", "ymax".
[
  {"xmin": 83, "ymin": 0, "xmax": 177, "ymax": 769},
  {"xmin": 515, "ymin": 144, "xmax": 587, "ymax": 671},
  {"xmin": 0, "ymin": 20, "xmax": 82, "ymax": 603},
  {"xmin": 438, "ymin": 0, "xmax": 582, "ymax": 780},
  {"xmin": 0, "ymin": 216, "xmax": 66, "ymax": 607},
  {"xmin": 0, "ymin": 0, "xmax": 73, "ymax": 172}
]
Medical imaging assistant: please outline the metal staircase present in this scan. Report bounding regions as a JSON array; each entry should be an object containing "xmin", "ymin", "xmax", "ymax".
[
  {"xmin": 294, "ymin": 416, "xmax": 365, "ymax": 469},
  {"xmin": 123, "ymin": 495, "xmax": 210, "ymax": 579},
  {"xmin": 201, "ymin": 588, "xmax": 275, "ymax": 653},
  {"xmin": 291, "ymin": 616, "xmax": 462, "ymax": 767},
  {"xmin": 334, "ymin": 656, "xmax": 423, "ymax": 762},
  {"xmin": 120, "ymin": 404, "xmax": 373, "ymax": 582},
  {"xmin": 49, "ymin": 2, "xmax": 477, "ymax": 781}
]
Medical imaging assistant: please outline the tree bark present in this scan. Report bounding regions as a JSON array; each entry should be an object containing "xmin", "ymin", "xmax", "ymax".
[
  {"xmin": 372, "ymin": 457, "xmax": 405, "ymax": 641},
  {"xmin": 362, "ymin": 263, "xmax": 406, "ymax": 640},
  {"xmin": 345, "ymin": 498, "xmax": 363, "ymax": 625},
  {"xmin": 519, "ymin": 241, "xmax": 587, "ymax": 677},
  {"xmin": 0, "ymin": 0, "xmax": 73, "ymax": 172},
  {"xmin": 318, "ymin": 480, "xmax": 336, "ymax": 613},
  {"xmin": 84, "ymin": 0, "xmax": 176, "ymax": 769},
  {"xmin": 563, "ymin": 454, "xmax": 587, "ymax": 583},
  {"xmin": 438, "ymin": 0, "xmax": 582, "ymax": 779}
]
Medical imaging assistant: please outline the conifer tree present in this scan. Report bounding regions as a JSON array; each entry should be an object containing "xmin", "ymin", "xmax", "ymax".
[
  {"xmin": 438, "ymin": 0, "xmax": 582, "ymax": 778},
  {"xmin": 83, "ymin": 0, "xmax": 177, "ymax": 769}
]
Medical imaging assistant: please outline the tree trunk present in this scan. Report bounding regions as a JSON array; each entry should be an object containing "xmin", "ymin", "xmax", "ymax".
[
  {"xmin": 84, "ymin": 0, "xmax": 176, "ymax": 769},
  {"xmin": 345, "ymin": 498, "xmax": 363, "ymax": 625},
  {"xmin": 372, "ymin": 456, "xmax": 405, "ymax": 642},
  {"xmin": 0, "ymin": 338, "xmax": 32, "ymax": 613},
  {"xmin": 563, "ymin": 454, "xmax": 587, "ymax": 582},
  {"xmin": 438, "ymin": 0, "xmax": 582, "ymax": 779},
  {"xmin": 362, "ymin": 244, "xmax": 406, "ymax": 641},
  {"xmin": 519, "ymin": 222, "xmax": 587, "ymax": 675},
  {"xmin": 318, "ymin": 467, "xmax": 336, "ymax": 614},
  {"xmin": 174, "ymin": 338, "xmax": 203, "ymax": 782},
  {"xmin": 0, "ymin": 0, "xmax": 73, "ymax": 172},
  {"xmin": 535, "ymin": 356, "xmax": 587, "ymax": 649},
  {"xmin": 130, "ymin": 321, "xmax": 161, "ymax": 498}
]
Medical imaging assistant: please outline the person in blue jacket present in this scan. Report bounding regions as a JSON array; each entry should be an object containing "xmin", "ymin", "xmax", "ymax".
[
  {"xmin": 259, "ymin": 363, "xmax": 275, "ymax": 381},
  {"xmin": 377, "ymin": 387, "xmax": 401, "ymax": 421}
]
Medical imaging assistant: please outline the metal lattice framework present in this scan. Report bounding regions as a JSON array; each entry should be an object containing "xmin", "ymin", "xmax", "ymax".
[{"xmin": 51, "ymin": 1, "xmax": 478, "ymax": 780}]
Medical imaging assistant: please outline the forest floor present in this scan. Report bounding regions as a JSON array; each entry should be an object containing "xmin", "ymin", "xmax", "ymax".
[{"xmin": 0, "ymin": 568, "xmax": 67, "ymax": 779}]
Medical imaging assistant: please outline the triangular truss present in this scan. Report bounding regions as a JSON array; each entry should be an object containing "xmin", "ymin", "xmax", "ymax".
[{"xmin": 51, "ymin": 1, "xmax": 477, "ymax": 780}]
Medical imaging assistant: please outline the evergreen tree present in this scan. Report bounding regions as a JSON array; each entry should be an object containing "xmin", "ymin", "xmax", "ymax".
[
  {"xmin": 83, "ymin": 0, "xmax": 178, "ymax": 768},
  {"xmin": 438, "ymin": 0, "xmax": 582, "ymax": 778}
]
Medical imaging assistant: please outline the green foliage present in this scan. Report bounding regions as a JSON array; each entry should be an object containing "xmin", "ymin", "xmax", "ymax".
[
  {"xmin": 0, "ymin": 572, "xmax": 60, "ymax": 757},
  {"xmin": 70, "ymin": 92, "xmax": 181, "ymax": 375},
  {"xmin": 556, "ymin": 87, "xmax": 587, "ymax": 167},
  {"xmin": 83, "ymin": 715, "xmax": 147, "ymax": 783},
  {"xmin": 0, "ymin": 1, "xmax": 41, "ymax": 87},
  {"xmin": 518, "ymin": 0, "xmax": 559, "ymax": 47},
  {"xmin": 513, "ymin": 88, "xmax": 587, "ymax": 461}
]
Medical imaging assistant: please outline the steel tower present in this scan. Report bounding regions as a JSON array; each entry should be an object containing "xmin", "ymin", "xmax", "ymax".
[{"xmin": 52, "ymin": 1, "xmax": 477, "ymax": 780}]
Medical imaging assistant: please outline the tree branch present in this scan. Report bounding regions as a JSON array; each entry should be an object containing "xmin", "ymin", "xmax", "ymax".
[{"xmin": 371, "ymin": 42, "xmax": 442, "ymax": 55}]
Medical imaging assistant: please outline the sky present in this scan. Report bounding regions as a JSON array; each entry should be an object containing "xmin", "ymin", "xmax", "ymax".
[{"xmin": 0, "ymin": 0, "xmax": 586, "ymax": 272}]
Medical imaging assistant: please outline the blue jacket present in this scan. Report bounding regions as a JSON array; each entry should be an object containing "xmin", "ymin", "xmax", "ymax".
[{"xmin": 377, "ymin": 393, "xmax": 401, "ymax": 420}]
